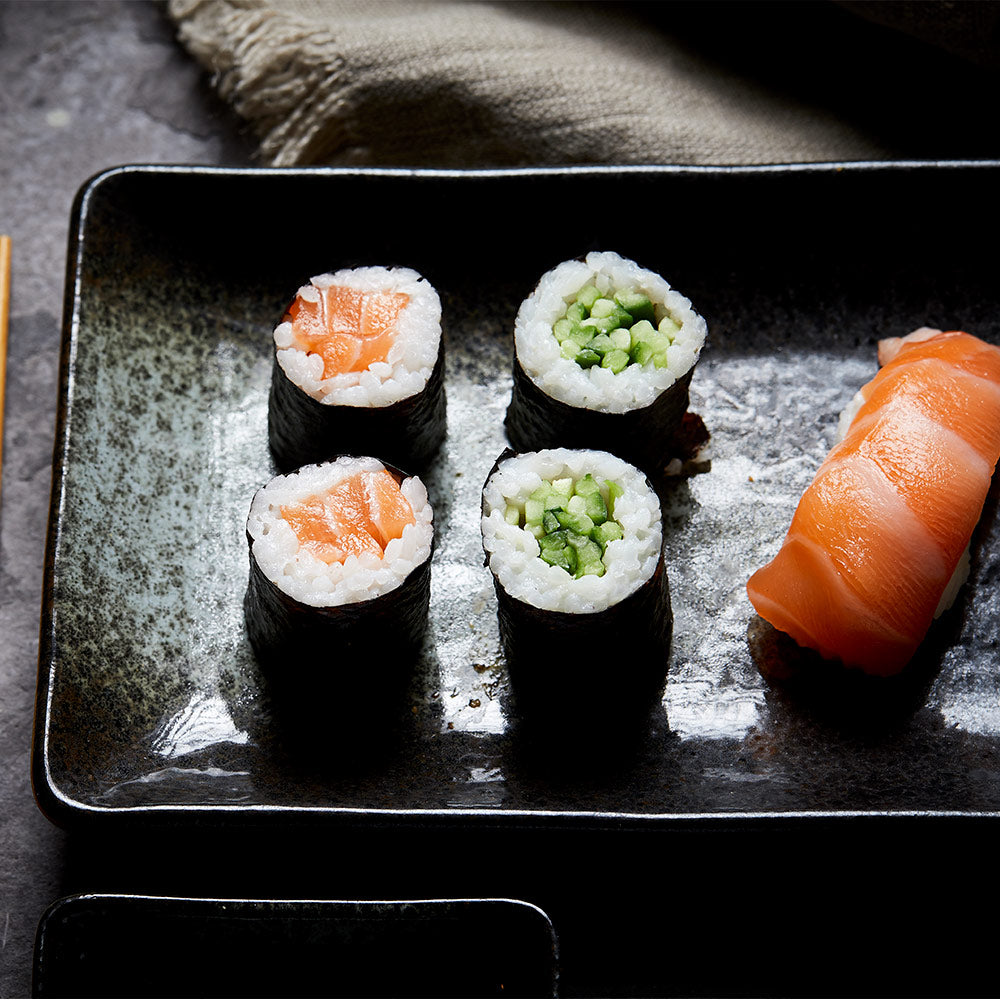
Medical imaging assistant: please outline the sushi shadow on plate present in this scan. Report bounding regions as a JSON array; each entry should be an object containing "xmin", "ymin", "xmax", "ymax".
[
  {"xmin": 745, "ymin": 613, "xmax": 955, "ymax": 730},
  {"xmin": 502, "ymin": 693, "xmax": 672, "ymax": 782},
  {"xmin": 258, "ymin": 666, "xmax": 415, "ymax": 771}
]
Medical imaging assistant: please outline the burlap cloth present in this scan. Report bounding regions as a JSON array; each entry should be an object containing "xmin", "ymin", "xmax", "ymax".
[{"xmin": 168, "ymin": 0, "xmax": 1000, "ymax": 167}]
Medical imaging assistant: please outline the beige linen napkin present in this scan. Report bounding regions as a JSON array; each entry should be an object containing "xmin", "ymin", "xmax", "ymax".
[{"xmin": 168, "ymin": 0, "xmax": 993, "ymax": 168}]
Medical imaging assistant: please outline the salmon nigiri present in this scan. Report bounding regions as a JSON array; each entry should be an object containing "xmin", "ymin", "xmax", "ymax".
[{"xmin": 747, "ymin": 328, "xmax": 1000, "ymax": 675}]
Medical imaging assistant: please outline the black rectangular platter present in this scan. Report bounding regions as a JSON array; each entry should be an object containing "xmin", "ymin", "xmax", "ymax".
[{"xmin": 33, "ymin": 163, "xmax": 1000, "ymax": 830}]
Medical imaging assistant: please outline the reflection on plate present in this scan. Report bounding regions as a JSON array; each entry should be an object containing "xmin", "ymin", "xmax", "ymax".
[{"xmin": 33, "ymin": 163, "xmax": 1000, "ymax": 828}]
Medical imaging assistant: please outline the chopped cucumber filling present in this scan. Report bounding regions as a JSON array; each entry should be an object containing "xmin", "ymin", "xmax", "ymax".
[
  {"xmin": 551, "ymin": 284, "xmax": 680, "ymax": 372},
  {"xmin": 515, "ymin": 473, "xmax": 624, "ymax": 579}
]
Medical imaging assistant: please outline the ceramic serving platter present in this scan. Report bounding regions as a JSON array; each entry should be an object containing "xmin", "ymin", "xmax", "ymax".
[
  {"xmin": 33, "ymin": 895, "xmax": 557, "ymax": 997},
  {"xmin": 33, "ymin": 163, "xmax": 1000, "ymax": 828}
]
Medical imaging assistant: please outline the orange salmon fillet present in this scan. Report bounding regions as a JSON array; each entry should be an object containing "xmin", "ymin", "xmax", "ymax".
[
  {"xmin": 747, "ymin": 329, "xmax": 1000, "ymax": 675},
  {"xmin": 282, "ymin": 469, "xmax": 415, "ymax": 565},
  {"xmin": 286, "ymin": 284, "xmax": 409, "ymax": 378}
]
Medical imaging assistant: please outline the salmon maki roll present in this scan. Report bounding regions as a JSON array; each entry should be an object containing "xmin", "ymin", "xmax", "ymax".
[
  {"xmin": 244, "ymin": 457, "xmax": 434, "ymax": 683},
  {"xmin": 747, "ymin": 328, "xmax": 1000, "ymax": 676},
  {"xmin": 268, "ymin": 266, "xmax": 446, "ymax": 473}
]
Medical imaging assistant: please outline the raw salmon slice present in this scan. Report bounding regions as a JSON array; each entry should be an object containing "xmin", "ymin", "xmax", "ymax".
[
  {"xmin": 281, "ymin": 469, "xmax": 415, "ymax": 565},
  {"xmin": 747, "ymin": 329, "xmax": 1000, "ymax": 675},
  {"xmin": 286, "ymin": 285, "xmax": 409, "ymax": 378}
]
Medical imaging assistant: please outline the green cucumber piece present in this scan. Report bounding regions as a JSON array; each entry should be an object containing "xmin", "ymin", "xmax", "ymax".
[
  {"xmin": 575, "ymin": 284, "xmax": 602, "ymax": 310},
  {"xmin": 632, "ymin": 341, "xmax": 656, "ymax": 367},
  {"xmin": 538, "ymin": 528, "xmax": 569, "ymax": 551},
  {"xmin": 592, "ymin": 520, "xmax": 623, "ymax": 547},
  {"xmin": 567, "ymin": 492, "xmax": 605, "ymax": 526},
  {"xmin": 524, "ymin": 498, "xmax": 544, "ymax": 525},
  {"xmin": 588, "ymin": 297, "xmax": 618, "ymax": 319},
  {"xmin": 568, "ymin": 535, "xmax": 605, "ymax": 578},
  {"xmin": 551, "ymin": 477, "xmax": 574, "ymax": 500},
  {"xmin": 579, "ymin": 315, "xmax": 618, "ymax": 335},
  {"xmin": 555, "ymin": 508, "xmax": 595, "ymax": 536},
  {"xmin": 630, "ymin": 320, "xmax": 671, "ymax": 363},
  {"xmin": 609, "ymin": 327, "xmax": 631, "ymax": 351},
  {"xmin": 552, "ymin": 317, "xmax": 579, "ymax": 343},
  {"xmin": 560, "ymin": 341, "xmax": 583, "ymax": 362},
  {"xmin": 614, "ymin": 290, "xmax": 655, "ymax": 323},
  {"xmin": 605, "ymin": 480, "xmax": 623, "ymax": 518},
  {"xmin": 540, "ymin": 543, "xmax": 577, "ymax": 575},
  {"xmin": 658, "ymin": 315, "xmax": 681, "ymax": 339},
  {"xmin": 567, "ymin": 324, "xmax": 594, "ymax": 346},
  {"xmin": 628, "ymin": 319, "xmax": 657, "ymax": 345},
  {"xmin": 588, "ymin": 301, "xmax": 634, "ymax": 331},
  {"xmin": 573, "ymin": 475, "xmax": 608, "ymax": 524},
  {"xmin": 585, "ymin": 333, "xmax": 613, "ymax": 356},
  {"xmin": 591, "ymin": 300, "xmax": 634, "ymax": 330},
  {"xmin": 601, "ymin": 348, "xmax": 630, "ymax": 373}
]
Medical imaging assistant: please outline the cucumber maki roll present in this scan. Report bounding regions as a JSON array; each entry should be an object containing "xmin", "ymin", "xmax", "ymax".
[
  {"xmin": 244, "ymin": 456, "xmax": 434, "ymax": 702},
  {"xmin": 481, "ymin": 447, "xmax": 672, "ymax": 726},
  {"xmin": 505, "ymin": 252, "xmax": 706, "ymax": 483},
  {"xmin": 268, "ymin": 266, "xmax": 446, "ymax": 474}
]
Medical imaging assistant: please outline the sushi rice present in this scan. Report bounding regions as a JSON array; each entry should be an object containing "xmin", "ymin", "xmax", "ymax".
[
  {"xmin": 481, "ymin": 447, "xmax": 662, "ymax": 614},
  {"xmin": 514, "ymin": 251, "xmax": 707, "ymax": 414},
  {"xmin": 273, "ymin": 266, "xmax": 441, "ymax": 407},
  {"xmin": 247, "ymin": 456, "xmax": 433, "ymax": 608}
]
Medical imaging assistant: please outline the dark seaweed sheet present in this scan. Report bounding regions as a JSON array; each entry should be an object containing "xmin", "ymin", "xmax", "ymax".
[
  {"xmin": 243, "ymin": 527, "xmax": 432, "ymax": 739},
  {"xmin": 505, "ymin": 355, "xmax": 694, "ymax": 486},
  {"xmin": 34, "ymin": 164, "xmax": 1000, "ymax": 828},
  {"xmin": 268, "ymin": 346, "xmax": 447, "ymax": 474}
]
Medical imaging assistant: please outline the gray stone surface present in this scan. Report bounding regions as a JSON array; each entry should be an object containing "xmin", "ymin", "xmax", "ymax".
[
  {"xmin": 0, "ymin": 4, "xmax": 252, "ymax": 995},
  {"xmin": 4, "ymin": 3, "xmax": 1000, "ymax": 998}
]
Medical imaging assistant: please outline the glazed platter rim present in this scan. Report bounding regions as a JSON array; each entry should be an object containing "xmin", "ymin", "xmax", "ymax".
[{"xmin": 33, "ymin": 161, "xmax": 1000, "ymax": 830}]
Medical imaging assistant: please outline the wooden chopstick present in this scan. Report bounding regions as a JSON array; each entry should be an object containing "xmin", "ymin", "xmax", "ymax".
[{"xmin": 0, "ymin": 235, "xmax": 9, "ymax": 498}]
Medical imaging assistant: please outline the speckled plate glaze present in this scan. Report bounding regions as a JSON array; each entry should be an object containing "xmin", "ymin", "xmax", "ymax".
[
  {"xmin": 34, "ymin": 895, "xmax": 557, "ymax": 997},
  {"xmin": 34, "ymin": 163, "xmax": 1000, "ymax": 829}
]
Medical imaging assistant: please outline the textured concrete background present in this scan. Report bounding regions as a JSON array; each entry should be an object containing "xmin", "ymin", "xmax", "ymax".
[
  {"xmin": 3, "ymin": 2, "xmax": 1000, "ymax": 997},
  {"xmin": 0, "ymin": 4, "xmax": 252, "ymax": 995}
]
